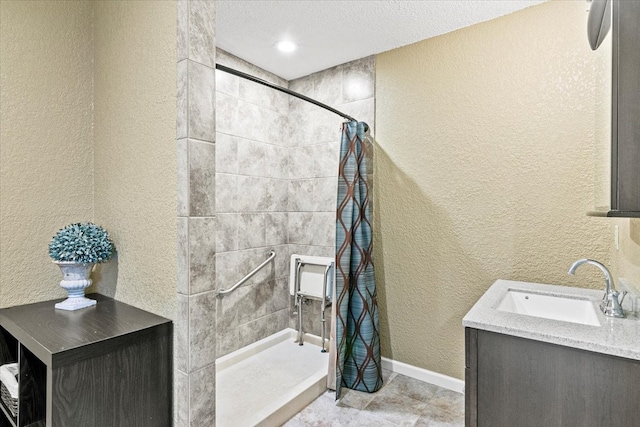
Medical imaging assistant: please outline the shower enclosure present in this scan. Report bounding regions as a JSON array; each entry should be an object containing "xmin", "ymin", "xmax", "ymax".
[{"xmin": 213, "ymin": 49, "xmax": 375, "ymax": 425}]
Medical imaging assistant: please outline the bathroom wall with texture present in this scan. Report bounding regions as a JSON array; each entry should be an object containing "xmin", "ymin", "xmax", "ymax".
[
  {"xmin": 375, "ymin": 0, "xmax": 612, "ymax": 380},
  {"xmin": 0, "ymin": 1, "xmax": 94, "ymax": 307},
  {"xmin": 93, "ymin": 0, "xmax": 177, "ymax": 320}
]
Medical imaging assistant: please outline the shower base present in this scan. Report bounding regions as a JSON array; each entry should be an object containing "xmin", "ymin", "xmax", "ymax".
[{"xmin": 216, "ymin": 328, "xmax": 330, "ymax": 427}]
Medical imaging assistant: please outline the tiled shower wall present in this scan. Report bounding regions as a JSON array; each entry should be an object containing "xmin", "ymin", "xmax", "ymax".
[
  {"xmin": 175, "ymin": 1, "xmax": 217, "ymax": 426},
  {"xmin": 287, "ymin": 57, "xmax": 376, "ymax": 337},
  {"xmin": 214, "ymin": 50, "xmax": 375, "ymax": 355},
  {"xmin": 214, "ymin": 50, "xmax": 291, "ymax": 357}
]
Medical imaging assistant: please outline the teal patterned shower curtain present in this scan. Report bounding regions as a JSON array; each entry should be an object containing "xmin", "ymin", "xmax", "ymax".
[{"xmin": 335, "ymin": 121, "xmax": 382, "ymax": 398}]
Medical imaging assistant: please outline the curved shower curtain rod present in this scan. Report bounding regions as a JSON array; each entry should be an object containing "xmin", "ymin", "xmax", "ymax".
[{"xmin": 215, "ymin": 63, "xmax": 368, "ymax": 131}]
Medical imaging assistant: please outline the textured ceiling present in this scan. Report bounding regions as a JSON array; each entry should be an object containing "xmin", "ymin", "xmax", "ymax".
[{"xmin": 216, "ymin": 0, "xmax": 547, "ymax": 80}]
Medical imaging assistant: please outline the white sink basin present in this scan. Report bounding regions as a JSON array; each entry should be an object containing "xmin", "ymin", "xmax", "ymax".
[{"xmin": 496, "ymin": 289, "xmax": 601, "ymax": 326}]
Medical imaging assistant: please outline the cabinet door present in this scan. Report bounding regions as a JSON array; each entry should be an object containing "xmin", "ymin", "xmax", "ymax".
[
  {"xmin": 477, "ymin": 330, "xmax": 640, "ymax": 427},
  {"xmin": 611, "ymin": 0, "xmax": 640, "ymax": 214}
]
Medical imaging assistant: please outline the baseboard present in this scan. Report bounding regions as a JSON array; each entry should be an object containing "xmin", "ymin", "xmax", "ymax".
[{"xmin": 381, "ymin": 357, "xmax": 465, "ymax": 393}]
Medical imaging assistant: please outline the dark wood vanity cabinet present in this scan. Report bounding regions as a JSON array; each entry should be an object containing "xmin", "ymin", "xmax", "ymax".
[
  {"xmin": 609, "ymin": 0, "xmax": 640, "ymax": 217},
  {"xmin": 465, "ymin": 328, "xmax": 640, "ymax": 427},
  {"xmin": 0, "ymin": 294, "xmax": 172, "ymax": 427}
]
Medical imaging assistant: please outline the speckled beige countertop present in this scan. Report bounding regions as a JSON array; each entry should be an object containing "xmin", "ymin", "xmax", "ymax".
[{"xmin": 463, "ymin": 280, "xmax": 640, "ymax": 361}]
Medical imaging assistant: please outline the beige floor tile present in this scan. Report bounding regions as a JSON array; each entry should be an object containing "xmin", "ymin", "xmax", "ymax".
[
  {"xmin": 381, "ymin": 374, "xmax": 440, "ymax": 403},
  {"xmin": 284, "ymin": 372, "xmax": 465, "ymax": 427},
  {"xmin": 363, "ymin": 390, "xmax": 428, "ymax": 426},
  {"xmin": 415, "ymin": 405, "xmax": 464, "ymax": 427}
]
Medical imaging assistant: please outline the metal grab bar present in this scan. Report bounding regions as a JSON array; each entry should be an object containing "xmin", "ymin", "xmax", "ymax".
[{"xmin": 217, "ymin": 250, "xmax": 276, "ymax": 297}]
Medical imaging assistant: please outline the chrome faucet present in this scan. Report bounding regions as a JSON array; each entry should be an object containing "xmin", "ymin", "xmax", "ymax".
[{"xmin": 568, "ymin": 259, "xmax": 627, "ymax": 318}]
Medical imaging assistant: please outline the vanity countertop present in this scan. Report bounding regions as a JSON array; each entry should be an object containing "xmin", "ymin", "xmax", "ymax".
[{"xmin": 463, "ymin": 279, "xmax": 640, "ymax": 361}]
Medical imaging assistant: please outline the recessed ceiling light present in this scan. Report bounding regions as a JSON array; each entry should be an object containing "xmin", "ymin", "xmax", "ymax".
[{"xmin": 276, "ymin": 40, "xmax": 297, "ymax": 53}]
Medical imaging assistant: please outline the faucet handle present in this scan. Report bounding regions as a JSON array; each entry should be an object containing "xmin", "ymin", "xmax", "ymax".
[{"xmin": 619, "ymin": 290, "xmax": 628, "ymax": 306}]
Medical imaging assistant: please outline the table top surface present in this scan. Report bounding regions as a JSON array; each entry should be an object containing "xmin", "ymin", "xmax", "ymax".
[{"xmin": 0, "ymin": 294, "xmax": 171, "ymax": 356}]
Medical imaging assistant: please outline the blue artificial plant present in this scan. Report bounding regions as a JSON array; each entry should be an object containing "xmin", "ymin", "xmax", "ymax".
[{"xmin": 49, "ymin": 223, "xmax": 114, "ymax": 264}]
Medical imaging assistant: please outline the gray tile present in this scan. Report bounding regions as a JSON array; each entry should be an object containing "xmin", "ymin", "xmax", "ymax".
[
  {"xmin": 177, "ymin": 217, "xmax": 189, "ymax": 294},
  {"xmin": 269, "ymin": 277, "xmax": 290, "ymax": 312},
  {"xmin": 189, "ymin": 291, "xmax": 217, "ymax": 371},
  {"xmin": 265, "ymin": 144, "xmax": 289, "ymax": 179},
  {"xmin": 239, "ymin": 78, "xmax": 269, "ymax": 108},
  {"xmin": 337, "ymin": 387, "xmax": 377, "ymax": 410},
  {"xmin": 237, "ymin": 309, "xmax": 288, "ymax": 348},
  {"xmin": 268, "ymin": 112, "xmax": 289, "ymax": 145},
  {"xmin": 189, "ymin": 139, "xmax": 216, "ymax": 216},
  {"xmin": 215, "ymin": 92, "xmax": 239, "ymax": 136},
  {"xmin": 175, "ymin": 294, "xmax": 189, "ymax": 372},
  {"xmin": 289, "ymin": 76, "xmax": 315, "ymax": 113},
  {"xmin": 289, "ymin": 146, "xmax": 317, "ymax": 179},
  {"xmin": 312, "ymin": 212, "xmax": 335, "ymax": 247},
  {"xmin": 342, "ymin": 56, "xmax": 375, "ymax": 103},
  {"xmin": 215, "ymin": 173, "xmax": 237, "ymax": 213},
  {"xmin": 188, "ymin": 60, "xmax": 216, "ymax": 142},
  {"xmin": 265, "ymin": 212, "xmax": 287, "ymax": 247},
  {"xmin": 272, "ymin": 244, "xmax": 290, "ymax": 279},
  {"xmin": 176, "ymin": 1, "xmax": 188, "ymax": 62},
  {"xmin": 237, "ymin": 213, "xmax": 266, "ymax": 250},
  {"xmin": 237, "ymin": 138, "xmax": 265, "ymax": 177},
  {"xmin": 234, "ymin": 99, "xmax": 265, "ymax": 142},
  {"xmin": 239, "ymin": 77, "xmax": 285, "ymax": 113},
  {"xmin": 294, "ymin": 393, "xmax": 386, "ymax": 427},
  {"xmin": 215, "ymin": 133, "xmax": 238, "ymax": 174},
  {"xmin": 273, "ymin": 89, "xmax": 289, "ymax": 115},
  {"xmin": 215, "ymin": 213, "xmax": 237, "ymax": 252},
  {"xmin": 364, "ymin": 389, "xmax": 428, "ymax": 426},
  {"xmin": 215, "ymin": 251, "xmax": 241, "ymax": 296},
  {"xmin": 311, "ymin": 108, "xmax": 340, "ymax": 144},
  {"xmin": 177, "ymin": 138, "xmax": 189, "ymax": 216},
  {"xmin": 216, "ymin": 68, "xmax": 239, "ymax": 97},
  {"xmin": 314, "ymin": 177, "xmax": 337, "ymax": 212},
  {"xmin": 188, "ymin": 217, "xmax": 216, "ymax": 294},
  {"xmin": 288, "ymin": 212, "xmax": 314, "ymax": 245},
  {"xmin": 313, "ymin": 141, "xmax": 340, "ymax": 178},
  {"xmin": 177, "ymin": 60, "xmax": 188, "ymax": 139},
  {"xmin": 217, "ymin": 283, "xmax": 243, "ymax": 328},
  {"xmin": 287, "ymin": 111, "xmax": 313, "ymax": 147},
  {"xmin": 415, "ymin": 406, "xmax": 464, "ymax": 427},
  {"xmin": 216, "ymin": 326, "xmax": 240, "ymax": 357},
  {"xmin": 236, "ymin": 281, "xmax": 270, "ymax": 325},
  {"xmin": 187, "ymin": 0, "xmax": 215, "ymax": 68},
  {"xmin": 265, "ymin": 178, "xmax": 288, "ymax": 212},
  {"xmin": 429, "ymin": 389, "xmax": 465, "ymax": 417},
  {"xmin": 313, "ymin": 65, "xmax": 343, "ymax": 106},
  {"xmin": 237, "ymin": 175, "xmax": 267, "ymax": 212},
  {"xmin": 382, "ymin": 368, "xmax": 397, "ymax": 384},
  {"xmin": 189, "ymin": 364, "xmax": 216, "ymax": 425},
  {"xmin": 174, "ymin": 369, "xmax": 189, "ymax": 427},
  {"xmin": 289, "ymin": 179, "xmax": 315, "ymax": 212},
  {"xmin": 384, "ymin": 374, "xmax": 440, "ymax": 403}
]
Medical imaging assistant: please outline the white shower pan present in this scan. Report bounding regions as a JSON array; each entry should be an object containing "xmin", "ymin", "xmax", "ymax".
[{"xmin": 216, "ymin": 328, "xmax": 330, "ymax": 427}]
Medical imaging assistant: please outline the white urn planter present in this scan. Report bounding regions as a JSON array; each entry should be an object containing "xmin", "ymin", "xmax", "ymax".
[{"xmin": 53, "ymin": 261, "xmax": 97, "ymax": 311}]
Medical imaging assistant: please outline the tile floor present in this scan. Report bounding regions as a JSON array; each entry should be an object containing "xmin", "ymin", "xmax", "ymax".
[{"xmin": 283, "ymin": 370, "xmax": 465, "ymax": 426}]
